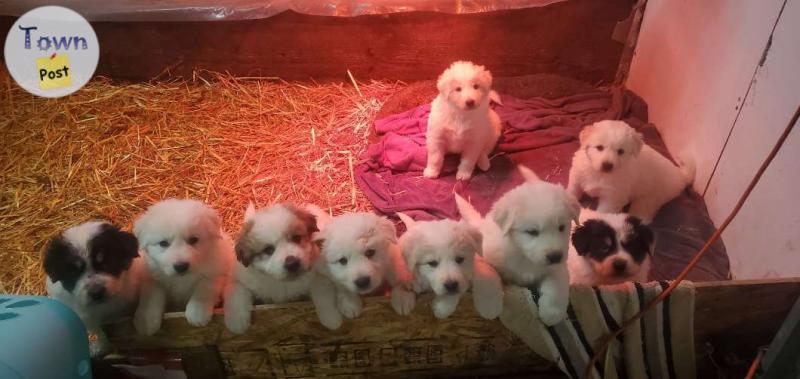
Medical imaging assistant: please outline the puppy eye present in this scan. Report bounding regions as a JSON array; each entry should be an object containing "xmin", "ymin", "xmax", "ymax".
[
  {"xmin": 158, "ymin": 240, "xmax": 170, "ymax": 248},
  {"xmin": 263, "ymin": 245, "xmax": 275, "ymax": 256},
  {"xmin": 187, "ymin": 236, "xmax": 199, "ymax": 245},
  {"xmin": 455, "ymin": 87, "xmax": 462, "ymax": 92},
  {"xmin": 427, "ymin": 260, "xmax": 439, "ymax": 268},
  {"xmin": 291, "ymin": 234, "xmax": 302, "ymax": 244},
  {"xmin": 338, "ymin": 257, "xmax": 348, "ymax": 265},
  {"xmin": 558, "ymin": 225, "xmax": 566, "ymax": 232},
  {"xmin": 455, "ymin": 256, "xmax": 465, "ymax": 264},
  {"xmin": 596, "ymin": 145, "xmax": 604, "ymax": 152},
  {"xmin": 473, "ymin": 84, "xmax": 479, "ymax": 90},
  {"xmin": 364, "ymin": 249, "xmax": 376, "ymax": 258},
  {"xmin": 526, "ymin": 229, "xmax": 539, "ymax": 237},
  {"xmin": 617, "ymin": 148, "xmax": 625, "ymax": 155}
]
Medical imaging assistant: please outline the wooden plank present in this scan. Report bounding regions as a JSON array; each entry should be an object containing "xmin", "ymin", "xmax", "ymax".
[{"xmin": 0, "ymin": 0, "xmax": 632, "ymax": 82}]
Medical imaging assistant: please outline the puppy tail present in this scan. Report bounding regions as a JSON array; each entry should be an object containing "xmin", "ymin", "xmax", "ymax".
[
  {"xmin": 677, "ymin": 155, "xmax": 696, "ymax": 186},
  {"xmin": 454, "ymin": 193, "xmax": 482, "ymax": 228},
  {"xmin": 304, "ymin": 203, "xmax": 331, "ymax": 231},
  {"xmin": 489, "ymin": 90, "xmax": 503, "ymax": 106}
]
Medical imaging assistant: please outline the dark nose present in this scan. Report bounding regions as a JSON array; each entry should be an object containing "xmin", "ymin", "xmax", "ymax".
[
  {"xmin": 354, "ymin": 276, "xmax": 371, "ymax": 290},
  {"xmin": 465, "ymin": 99, "xmax": 476, "ymax": 108},
  {"xmin": 546, "ymin": 251, "xmax": 563, "ymax": 264},
  {"xmin": 612, "ymin": 259, "xmax": 627, "ymax": 273},
  {"xmin": 444, "ymin": 281, "xmax": 460, "ymax": 294},
  {"xmin": 87, "ymin": 284, "xmax": 106, "ymax": 301},
  {"xmin": 284, "ymin": 256, "xmax": 301, "ymax": 273},
  {"xmin": 601, "ymin": 162, "xmax": 614, "ymax": 172},
  {"xmin": 173, "ymin": 262, "xmax": 190, "ymax": 274}
]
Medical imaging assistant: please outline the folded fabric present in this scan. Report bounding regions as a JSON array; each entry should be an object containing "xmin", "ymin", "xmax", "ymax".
[{"xmin": 500, "ymin": 282, "xmax": 696, "ymax": 379}]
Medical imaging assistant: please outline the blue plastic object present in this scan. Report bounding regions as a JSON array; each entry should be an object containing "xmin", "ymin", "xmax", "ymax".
[{"xmin": 0, "ymin": 295, "xmax": 91, "ymax": 379}]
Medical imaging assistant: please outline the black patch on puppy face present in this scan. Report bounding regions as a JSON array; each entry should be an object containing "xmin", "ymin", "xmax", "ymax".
[
  {"xmin": 43, "ymin": 237, "xmax": 85, "ymax": 292},
  {"xmin": 620, "ymin": 217, "xmax": 653, "ymax": 263},
  {"xmin": 89, "ymin": 223, "xmax": 139, "ymax": 277},
  {"xmin": 571, "ymin": 219, "xmax": 617, "ymax": 262}
]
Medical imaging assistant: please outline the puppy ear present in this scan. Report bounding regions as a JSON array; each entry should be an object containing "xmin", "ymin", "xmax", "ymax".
[
  {"xmin": 376, "ymin": 216, "xmax": 398, "ymax": 244},
  {"xmin": 396, "ymin": 212, "xmax": 416, "ymax": 230},
  {"xmin": 564, "ymin": 192, "xmax": 581, "ymax": 225},
  {"xmin": 518, "ymin": 165, "xmax": 541, "ymax": 183},
  {"xmin": 489, "ymin": 90, "xmax": 502, "ymax": 106},
  {"xmin": 626, "ymin": 216, "xmax": 655, "ymax": 250},
  {"xmin": 570, "ymin": 223, "xmax": 592, "ymax": 256},
  {"xmin": 244, "ymin": 202, "xmax": 256, "ymax": 223},
  {"xmin": 399, "ymin": 229, "xmax": 421, "ymax": 271},
  {"xmin": 114, "ymin": 227, "xmax": 140, "ymax": 259},
  {"xmin": 579, "ymin": 123, "xmax": 596, "ymax": 146},
  {"xmin": 479, "ymin": 65, "xmax": 493, "ymax": 88},
  {"xmin": 286, "ymin": 204, "xmax": 319, "ymax": 234},
  {"xmin": 234, "ymin": 220, "xmax": 255, "ymax": 267},
  {"xmin": 491, "ymin": 206, "xmax": 515, "ymax": 235},
  {"xmin": 43, "ymin": 236, "xmax": 84, "ymax": 287},
  {"xmin": 436, "ymin": 68, "xmax": 452, "ymax": 94},
  {"xmin": 630, "ymin": 130, "xmax": 645, "ymax": 157},
  {"xmin": 458, "ymin": 220, "xmax": 483, "ymax": 255},
  {"xmin": 201, "ymin": 206, "xmax": 222, "ymax": 239}
]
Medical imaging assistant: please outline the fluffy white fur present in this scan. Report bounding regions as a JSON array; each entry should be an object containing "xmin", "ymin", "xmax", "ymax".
[
  {"xmin": 424, "ymin": 61, "xmax": 502, "ymax": 181},
  {"xmin": 133, "ymin": 199, "xmax": 234, "ymax": 335},
  {"xmin": 44, "ymin": 221, "xmax": 142, "ymax": 356},
  {"xmin": 397, "ymin": 213, "xmax": 503, "ymax": 319},
  {"xmin": 456, "ymin": 166, "xmax": 579, "ymax": 326},
  {"xmin": 308, "ymin": 211, "xmax": 415, "ymax": 330},
  {"xmin": 567, "ymin": 120, "xmax": 695, "ymax": 222},
  {"xmin": 224, "ymin": 203, "xmax": 319, "ymax": 334},
  {"xmin": 568, "ymin": 209, "xmax": 653, "ymax": 285}
]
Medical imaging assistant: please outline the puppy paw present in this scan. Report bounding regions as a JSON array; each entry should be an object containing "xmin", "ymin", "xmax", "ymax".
[
  {"xmin": 224, "ymin": 309, "xmax": 251, "ymax": 334},
  {"xmin": 423, "ymin": 167, "xmax": 440, "ymax": 179},
  {"xmin": 432, "ymin": 298, "xmax": 458, "ymax": 319},
  {"xmin": 185, "ymin": 301, "xmax": 213, "ymax": 327},
  {"xmin": 391, "ymin": 289, "xmax": 416, "ymax": 316},
  {"xmin": 455, "ymin": 169, "xmax": 473, "ymax": 181},
  {"xmin": 474, "ymin": 294, "xmax": 503, "ymax": 320},
  {"xmin": 538, "ymin": 305, "xmax": 567, "ymax": 326},
  {"xmin": 337, "ymin": 295, "xmax": 362, "ymax": 319},
  {"xmin": 317, "ymin": 310, "xmax": 343, "ymax": 330},
  {"xmin": 134, "ymin": 308, "xmax": 163, "ymax": 336},
  {"xmin": 477, "ymin": 157, "xmax": 491, "ymax": 171}
]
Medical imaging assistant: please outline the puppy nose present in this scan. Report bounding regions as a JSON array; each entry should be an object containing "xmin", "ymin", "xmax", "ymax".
[
  {"xmin": 173, "ymin": 262, "xmax": 190, "ymax": 274},
  {"xmin": 284, "ymin": 256, "xmax": 301, "ymax": 273},
  {"xmin": 444, "ymin": 281, "xmax": 460, "ymax": 294},
  {"xmin": 601, "ymin": 162, "xmax": 614, "ymax": 172},
  {"xmin": 354, "ymin": 276, "xmax": 371, "ymax": 290},
  {"xmin": 613, "ymin": 259, "xmax": 627, "ymax": 273},
  {"xmin": 546, "ymin": 251, "xmax": 563, "ymax": 264},
  {"xmin": 87, "ymin": 284, "xmax": 106, "ymax": 301},
  {"xmin": 465, "ymin": 99, "xmax": 476, "ymax": 108}
]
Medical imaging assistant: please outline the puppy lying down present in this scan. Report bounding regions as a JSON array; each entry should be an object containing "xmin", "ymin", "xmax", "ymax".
[
  {"xmin": 456, "ymin": 166, "xmax": 579, "ymax": 326},
  {"xmin": 225, "ymin": 203, "xmax": 319, "ymax": 333},
  {"xmin": 309, "ymin": 211, "xmax": 415, "ymax": 330},
  {"xmin": 397, "ymin": 213, "xmax": 504, "ymax": 319},
  {"xmin": 569, "ymin": 209, "xmax": 654, "ymax": 286},
  {"xmin": 133, "ymin": 199, "xmax": 235, "ymax": 335}
]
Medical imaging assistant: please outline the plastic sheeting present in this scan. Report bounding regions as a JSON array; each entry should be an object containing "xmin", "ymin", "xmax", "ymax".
[{"xmin": 0, "ymin": 0, "xmax": 566, "ymax": 22}]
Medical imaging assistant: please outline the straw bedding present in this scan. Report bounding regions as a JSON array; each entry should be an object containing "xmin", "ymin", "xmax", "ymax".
[{"xmin": 0, "ymin": 69, "xmax": 403, "ymax": 295}]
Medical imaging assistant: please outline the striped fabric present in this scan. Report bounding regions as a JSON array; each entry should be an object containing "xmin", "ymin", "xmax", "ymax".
[{"xmin": 500, "ymin": 281, "xmax": 696, "ymax": 379}]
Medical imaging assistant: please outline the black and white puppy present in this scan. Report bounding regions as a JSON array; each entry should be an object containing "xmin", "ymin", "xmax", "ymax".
[
  {"xmin": 44, "ymin": 221, "xmax": 141, "ymax": 357},
  {"xmin": 568, "ymin": 210, "xmax": 654, "ymax": 285}
]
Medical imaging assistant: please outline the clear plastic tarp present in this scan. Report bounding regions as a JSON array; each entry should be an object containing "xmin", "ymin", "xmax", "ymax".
[{"xmin": 0, "ymin": 0, "xmax": 566, "ymax": 22}]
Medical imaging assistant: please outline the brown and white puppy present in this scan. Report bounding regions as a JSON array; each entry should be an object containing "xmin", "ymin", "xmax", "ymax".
[
  {"xmin": 397, "ymin": 213, "xmax": 503, "ymax": 319},
  {"xmin": 224, "ymin": 203, "xmax": 319, "ymax": 333},
  {"xmin": 44, "ymin": 221, "xmax": 142, "ymax": 356}
]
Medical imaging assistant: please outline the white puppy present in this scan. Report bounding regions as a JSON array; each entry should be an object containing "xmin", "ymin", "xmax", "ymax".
[
  {"xmin": 456, "ymin": 166, "xmax": 579, "ymax": 326},
  {"xmin": 568, "ymin": 209, "xmax": 654, "ymax": 285},
  {"xmin": 397, "ymin": 213, "xmax": 504, "ymax": 319},
  {"xmin": 424, "ymin": 60, "xmax": 502, "ymax": 181},
  {"xmin": 133, "ymin": 199, "xmax": 234, "ymax": 335},
  {"xmin": 309, "ymin": 212, "xmax": 415, "ymax": 330},
  {"xmin": 224, "ymin": 203, "xmax": 319, "ymax": 333},
  {"xmin": 567, "ymin": 120, "xmax": 695, "ymax": 222},
  {"xmin": 44, "ymin": 221, "xmax": 142, "ymax": 356}
]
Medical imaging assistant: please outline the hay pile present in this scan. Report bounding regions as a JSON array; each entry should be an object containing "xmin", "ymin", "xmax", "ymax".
[{"xmin": 0, "ymin": 70, "xmax": 403, "ymax": 295}]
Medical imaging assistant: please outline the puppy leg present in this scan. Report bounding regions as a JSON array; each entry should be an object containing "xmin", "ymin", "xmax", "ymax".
[
  {"xmin": 390, "ymin": 286, "xmax": 416, "ymax": 316},
  {"xmin": 432, "ymin": 294, "xmax": 461, "ymax": 319},
  {"xmin": 424, "ymin": 142, "xmax": 446, "ymax": 179},
  {"xmin": 566, "ymin": 170, "xmax": 583, "ymax": 200},
  {"xmin": 477, "ymin": 153, "xmax": 491, "ymax": 171},
  {"xmin": 627, "ymin": 199, "xmax": 660, "ymax": 224},
  {"xmin": 134, "ymin": 282, "xmax": 167, "ymax": 336},
  {"xmin": 337, "ymin": 289, "xmax": 363, "ymax": 319},
  {"xmin": 310, "ymin": 274, "xmax": 343, "ymax": 330},
  {"xmin": 537, "ymin": 269, "xmax": 569, "ymax": 326},
  {"xmin": 185, "ymin": 279, "xmax": 216, "ymax": 327},
  {"xmin": 456, "ymin": 146, "xmax": 481, "ymax": 181},
  {"xmin": 224, "ymin": 281, "xmax": 254, "ymax": 334},
  {"xmin": 596, "ymin": 192, "xmax": 629, "ymax": 214},
  {"xmin": 471, "ymin": 256, "xmax": 504, "ymax": 319}
]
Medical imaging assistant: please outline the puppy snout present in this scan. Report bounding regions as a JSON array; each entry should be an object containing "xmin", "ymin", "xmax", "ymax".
[
  {"xmin": 284, "ymin": 256, "xmax": 301, "ymax": 273},
  {"xmin": 601, "ymin": 161, "xmax": 614, "ymax": 172},
  {"xmin": 87, "ymin": 283, "xmax": 107, "ymax": 301},
  {"xmin": 444, "ymin": 280, "xmax": 460, "ymax": 294},
  {"xmin": 612, "ymin": 259, "xmax": 627, "ymax": 274},
  {"xmin": 173, "ymin": 261, "xmax": 190, "ymax": 274},
  {"xmin": 546, "ymin": 251, "xmax": 564, "ymax": 265},
  {"xmin": 354, "ymin": 276, "xmax": 371, "ymax": 290},
  {"xmin": 465, "ymin": 99, "xmax": 476, "ymax": 109}
]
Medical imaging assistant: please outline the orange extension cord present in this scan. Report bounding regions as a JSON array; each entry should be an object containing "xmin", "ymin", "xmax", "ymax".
[{"xmin": 585, "ymin": 104, "xmax": 800, "ymax": 379}]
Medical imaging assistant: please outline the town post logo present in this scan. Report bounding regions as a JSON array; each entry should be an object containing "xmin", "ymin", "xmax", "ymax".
[{"xmin": 4, "ymin": 6, "xmax": 99, "ymax": 98}]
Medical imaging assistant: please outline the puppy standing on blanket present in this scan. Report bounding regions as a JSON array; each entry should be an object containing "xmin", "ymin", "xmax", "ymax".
[
  {"xmin": 224, "ymin": 203, "xmax": 319, "ymax": 333},
  {"xmin": 456, "ymin": 166, "xmax": 579, "ymax": 325},
  {"xmin": 44, "ymin": 221, "xmax": 142, "ymax": 356},
  {"xmin": 308, "ymin": 211, "xmax": 415, "ymax": 330},
  {"xmin": 397, "ymin": 213, "xmax": 504, "ymax": 319},
  {"xmin": 133, "ymin": 199, "xmax": 235, "ymax": 335},
  {"xmin": 568, "ymin": 209, "xmax": 654, "ymax": 286},
  {"xmin": 424, "ymin": 61, "xmax": 502, "ymax": 181},
  {"xmin": 567, "ymin": 120, "xmax": 695, "ymax": 222}
]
